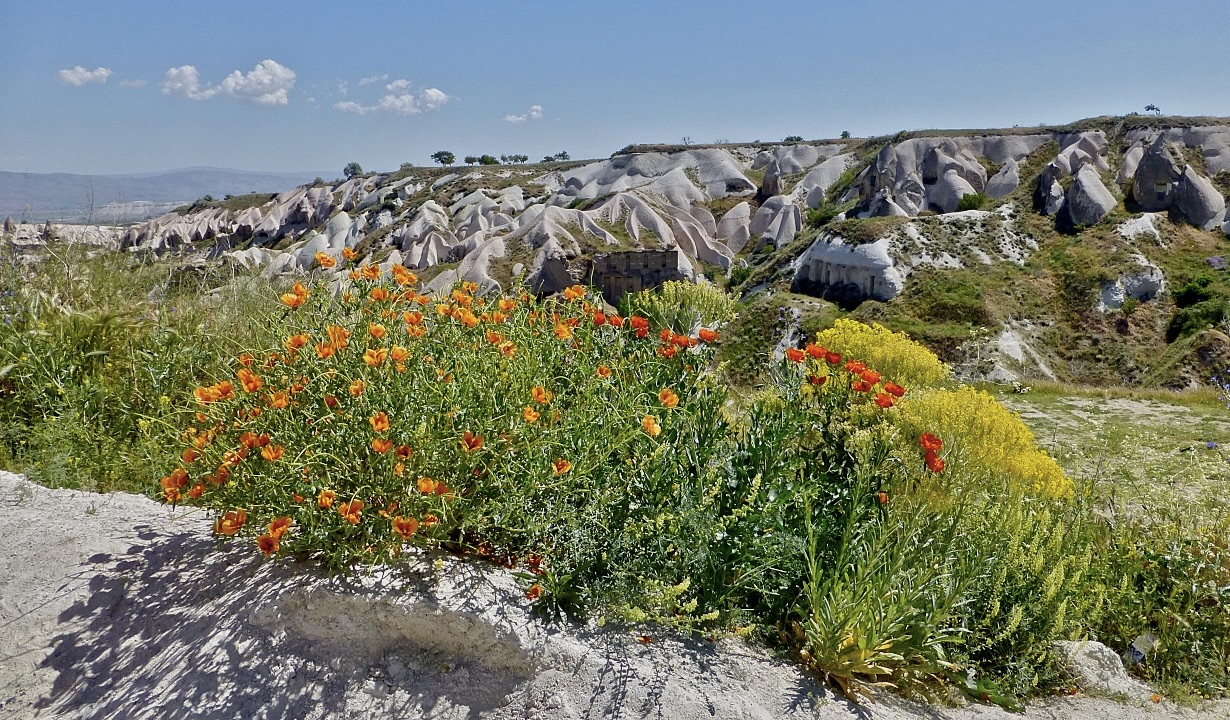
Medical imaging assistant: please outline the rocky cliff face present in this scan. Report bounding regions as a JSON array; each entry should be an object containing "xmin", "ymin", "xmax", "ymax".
[{"xmin": 11, "ymin": 117, "xmax": 1230, "ymax": 386}]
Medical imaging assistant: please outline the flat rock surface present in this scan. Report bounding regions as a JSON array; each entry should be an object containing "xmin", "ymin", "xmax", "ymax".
[{"xmin": 2, "ymin": 470, "xmax": 1228, "ymax": 720}]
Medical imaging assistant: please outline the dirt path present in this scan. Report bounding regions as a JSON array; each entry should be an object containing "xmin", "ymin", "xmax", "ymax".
[{"xmin": 2, "ymin": 471, "xmax": 1227, "ymax": 720}]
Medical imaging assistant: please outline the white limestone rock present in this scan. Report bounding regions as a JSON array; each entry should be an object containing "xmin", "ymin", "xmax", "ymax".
[
  {"xmin": 716, "ymin": 202, "xmax": 752, "ymax": 253},
  {"xmin": 1175, "ymin": 165, "xmax": 1227, "ymax": 230},
  {"xmin": 1054, "ymin": 641, "xmax": 1155, "ymax": 701},
  {"xmin": 984, "ymin": 158, "xmax": 1020, "ymax": 199},
  {"xmin": 1066, "ymin": 165, "xmax": 1118, "ymax": 227},
  {"xmin": 1096, "ymin": 254, "xmax": 1166, "ymax": 312},
  {"xmin": 928, "ymin": 169, "xmax": 978, "ymax": 214},
  {"xmin": 1132, "ymin": 135, "xmax": 1184, "ymax": 211},
  {"xmin": 526, "ymin": 237, "xmax": 573, "ymax": 295},
  {"xmin": 798, "ymin": 153, "xmax": 856, "ymax": 208},
  {"xmin": 1117, "ymin": 142, "xmax": 1145, "ymax": 187},
  {"xmin": 1126, "ymin": 125, "xmax": 1230, "ymax": 174},
  {"xmin": 793, "ymin": 233, "xmax": 905, "ymax": 301},
  {"xmin": 1116, "ymin": 213, "xmax": 1165, "ymax": 246},
  {"xmin": 749, "ymin": 196, "xmax": 802, "ymax": 250}
]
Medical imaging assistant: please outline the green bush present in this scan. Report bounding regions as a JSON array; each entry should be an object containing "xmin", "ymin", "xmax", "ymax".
[{"xmin": 957, "ymin": 193, "xmax": 987, "ymax": 212}]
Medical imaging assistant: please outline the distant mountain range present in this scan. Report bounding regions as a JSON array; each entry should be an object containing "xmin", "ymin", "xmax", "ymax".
[{"xmin": 0, "ymin": 167, "xmax": 331, "ymax": 224}]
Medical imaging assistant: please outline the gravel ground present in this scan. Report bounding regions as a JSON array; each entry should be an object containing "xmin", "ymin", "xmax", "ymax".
[{"xmin": 2, "ymin": 470, "xmax": 1228, "ymax": 720}]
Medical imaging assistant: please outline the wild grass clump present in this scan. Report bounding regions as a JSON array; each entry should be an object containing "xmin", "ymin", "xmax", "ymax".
[
  {"xmin": 619, "ymin": 280, "xmax": 735, "ymax": 334},
  {"xmin": 0, "ymin": 242, "xmax": 277, "ymax": 491}
]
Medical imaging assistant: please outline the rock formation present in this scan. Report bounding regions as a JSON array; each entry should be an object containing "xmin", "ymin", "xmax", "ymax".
[{"xmin": 1065, "ymin": 165, "xmax": 1118, "ymax": 227}]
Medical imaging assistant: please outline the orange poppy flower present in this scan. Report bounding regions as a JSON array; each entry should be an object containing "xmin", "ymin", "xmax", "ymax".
[
  {"xmin": 406, "ymin": 324, "xmax": 426, "ymax": 338},
  {"xmin": 596, "ymin": 365, "xmax": 612, "ymax": 379},
  {"xmin": 257, "ymin": 533, "xmax": 279, "ymax": 556},
  {"xmin": 261, "ymin": 445, "xmax": 284, "ymax": 461},
  {"xmin": 851, "ymin": 380, "xmax": 872, "ymax": 392},
  {"xmin": 860, "ymin": 369, "xmax": 882, "ymax": 385},
  {"xmin": 698, "ymin": 328, "xmax": 719, "ymax": 343},
  {"xmin": 270, "ymin": 391, "xmax": 290, "ymax": 409},
  {"xmin": 608, "ymin": 314, "xmax": 624, "ymax": 328},
  {"xmin": 324, "ymin": 394, "xmax": 340, "ymax": 409},
  {"xmin": 919, "ymin": 433, "xmax": 943, "ymax": 452},
  {"xmin": 315, "ymin": 343, "xmax": 335, "ymax": 359},
  {"xmin": 280, "ymin": 292, "xmax": 305, "ymax": 308},
  {"xmin": 499, "ymin": 341, "xmax": 516, "ymax": 357},
  {"xmin": 785, "ymin": 348, "xmax": 806, "ymax": 363},
  {"xmin": 436, "ymin": 303, "xmax": 454, "ymax": 317},
  {"xmin": 553, "ymin": 323, "xmax": 573, "ymax": 340},
  {"xmin": 187, "ymin": 483, "xmax": 204, "ymax": 500},
  {"xmin": 403, "ymin": 310, "xmax": 424, "ymax": 326},
  {"xmin": 326, "ymin": 325, "xmax": 350, "ymax": 350},
  {"xmin": 824, "ymin": 351, "xmax": 842, "ymax": 365},
  {"xmin": 318, "ymin": 489, "xmax": 336, "ymax": 508},
  {"xmin": 392, "ymin": 266, "xmax": 418, "ymax": 286},
  {"xmin": 371, "ymin": 437, "xmax": 393, "ymax": 453},
  {"xmin": 390, "ymin": 345, "xmax": 410, "ymax": 363},
  {"xmin": 369, "ymin": 411, "xmax": 390, "ymax": 433},
  {"xmin": 369, "ymin": 323, "xmax": 387, "ymax": 339},
  {"xmin": 844, "ymin": 360, "xmax": 866, "ymax": 374},
  {"xmin": 314, "ymin": 251, "xmax": 336, "ymax": 268},
  {"xmin": 630, "ymin": 316, "xmax": 649, "ymax": 338},
  {"xmin": 369, "ymin": 287, "xmax": 390, "ymax": 302},
  {"xmin": 363, "ymin": 348, "xmax": 388, "ymax": 367},
  {"xmin": 531, "ymin": 386, "xmax": 553, "ymax": 404},
  {"xmin": 924, "ymin": 450, "xmax": 945, "ymax": 473},
  {"xmin": 459, "ymin": 431, "xmax": 483, "ymax": 452},
  {"xmin": 457, "ymin": 310, "xmax": 479, "ymax": 328},
  {"xmin": 417, "ymin": 476, "xmax": 438, "ymax": 494},
  {"xmin": 884, "ymin": 382, "xmax": 905, "ymax": 398},
  {"xmin": 805, "ymin": 342, "xmax": 825, "ymax": 359},
  {"xmin": 592, "ymin": 312, "xmax": 607, "ymax": 327},
  {"xmin": 284, "ymin": 334, "xmax": 310, "ymax": 353},
  {"xmin": 490, "ymin": 310, "xmax": 507, "ymax": 324},
  {"xmin": 394, "ymin": 444, "xmax": 412, "ymax": 460},
  {"xmin": 214, "ymin": 508, "xmax": 248, "ymax": 536},
  {"xmin": 874, "ymin": 393, "xmax": 895, "ymax": 408},
  {"xmin": 523, "ymin": 406, "xmax": 541, "ymax": 423},
  {"xmin": 486, "ymin": 331, "xmax": 503, "ymax": 345},
  {"xmin": 525, "ymin": 584, "xmax": 543, "ymax": 600},
  {"xmin": 658, "ymin": 388, "xmax": 679, "ymax": 408},
  {"xmin": 642, "ymin": 415, "xmax": 662, "ymax": 438},
  {"xmin": 338, "ymin": 499, "xmax": 365, "ymax": 524},
  {"xmin": 360, "ymin": 263, "xmax": 381, "ymax": 281},
  {"xmin": 392, "ymin": 516, "xmax": 419, "ymax": 540},
  {"xmin": 193, "ymin": 385, "xmax": 221, "ymax": 404},
  {"xmin": 660, "ymin": 328, "xmax": 675, "ymax": 344},
  {"xmin": 552, "ymin": 458, "xmax": 572, "ymax": 475},
  {"xmin": 342, "ymin": 247, "xmax": 357, "ymax": 260},
  {"xmin": 182, "ymin": 448, "xmax": 200, "ymax": 464},
  {"xmin": 268, "ymin": 516, "xmax": 293, "ymax": 539},
  {"xmin": 657, "ymin": 345, "xmax": 679, "ymax": 359},
  {"xmin": 238, "ymin": 352, "xmax": 255, "ymax": 367},
  {"xmin": 237, "ymin": 368, "xmax": 263, "ymax": 393}
]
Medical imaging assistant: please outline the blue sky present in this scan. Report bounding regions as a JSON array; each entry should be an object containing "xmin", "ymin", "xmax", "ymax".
[{"xmin": 2, "ymin": 0, "xmax": 1228, "ymax": 175}]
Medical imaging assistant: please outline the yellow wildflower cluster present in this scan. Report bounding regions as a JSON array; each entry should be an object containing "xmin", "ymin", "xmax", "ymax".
[
  {"xmin": 895, "ymin": 386, "xmax": 1072, "ymax": 498},
  {"xmin": 814, "ymin": 319, "xmax": 949, "ymax": 389}
]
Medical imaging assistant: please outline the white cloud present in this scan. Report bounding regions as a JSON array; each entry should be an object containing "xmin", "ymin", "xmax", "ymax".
[
  {"xmin": 338, "ymin": 80, "xmax": 349, "ymax": 96},
  {"xmin": 359, "ymin": 73, "xmax": 387, "ymax": 86},
  {"xmin": 58, "ymin": 66, "xmax": 112, "ymax": 86},
  {"xmin": 504, "ymin": 104, "xmax": 544, "ymax": 123},
  {"xmin": 161, "ymin": 59, "xmax": 296, "ymax": 105},
  {"xmin": 334, "ymin": 82, "xmax": 449, "ymax": 117},
  {"xmin": 118, "ymin": 78, "xmax": 147, "ymax": 88}
]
